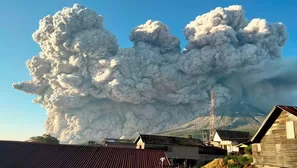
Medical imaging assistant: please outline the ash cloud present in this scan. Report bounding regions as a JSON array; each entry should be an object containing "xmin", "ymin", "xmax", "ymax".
[{"xmin": 13, "ymin": 4, "xmax": 297, "ymax": 143}]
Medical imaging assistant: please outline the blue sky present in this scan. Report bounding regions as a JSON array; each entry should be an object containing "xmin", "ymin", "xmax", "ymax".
[{"xmin": 0, "ymin": 0, "xmax": 296, "ymax": 141}]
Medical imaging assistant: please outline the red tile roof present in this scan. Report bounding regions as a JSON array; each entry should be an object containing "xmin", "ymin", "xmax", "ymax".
[{"xmin": 0, "ymin": 140, "xmax": 171, "ymax": 168}]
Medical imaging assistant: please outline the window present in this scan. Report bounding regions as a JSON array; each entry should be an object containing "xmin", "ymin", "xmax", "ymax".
[
  {"xmin": 222, "ymin": 145, "xmax": 227, "ymax": 150},
  {"xmin": 286, "ymin": 121, "xmax": 295, "ymax": 139},
  {"xmin": 257, "ymin": 143, "xmax": 261, "ymax": 152},
  {"xmin": 275, "ymin": 144, "xmax": 281, "ymax": 152}
]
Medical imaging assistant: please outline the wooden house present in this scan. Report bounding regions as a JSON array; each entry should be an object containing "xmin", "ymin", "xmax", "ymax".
[
  {"xmin": 135, "ymin": 134, "xmax": 226, "ymax": 167},
  {"xmin": 250, "ymin": 105, "xmax": 297, "ymax": 168},
  {"xmin": 211, "ymin": 130, "xmax": 250, "ymax": 154}
]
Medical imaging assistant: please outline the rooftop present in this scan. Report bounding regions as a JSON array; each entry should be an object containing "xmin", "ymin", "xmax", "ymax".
[
  {"xmin": 250, "ymin": 105, "xmax": 297, "ymax": 143},
  {"xmin": 0, "ymin": 140, "xmax": 170, "ymax": 168},
  {"xmin": 215, "ymin": 130, "xmax": 250, "ymax": 143},
  {"xmin": 135, "ymin": 134, "xmax": 206, "ymax": 147},
  {"xmin": 104, "ymin": 138, "xmax": 135, "ymax": 144}
]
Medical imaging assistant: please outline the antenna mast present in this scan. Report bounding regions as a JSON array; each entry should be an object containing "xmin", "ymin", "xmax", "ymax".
[{"xmin": 209, "ymin": 91, "xmax": 215, "ymax": 143}]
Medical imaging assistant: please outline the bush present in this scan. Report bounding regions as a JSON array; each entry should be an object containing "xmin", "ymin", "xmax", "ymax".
[
  {"xmin": 27, "ymin": 134, "xmax": 59, "ymax": 144},
  {"xmin": 244, "ymin": 145, "xmax": 252, "ymax": 155},
  {"xmin": 223, "ymin": 155, "xmax": 253, "ymax": 168}
]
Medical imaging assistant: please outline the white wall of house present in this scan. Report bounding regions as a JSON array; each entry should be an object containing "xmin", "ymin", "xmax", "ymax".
[
  {"xmin": 213, "ymin": 132, "xmax": 222, "ymax": 142},
  {"xmin": 232, "ymin": 146, "xmax": 239, "ymax": 152},
  {"xmin": 212, "ymin": 132, "xmax": 242, "ymax": 153},
  {"xmin": 220, "ymin": 140, "xmax": 232, "ymax": 145},
  {"xmin": 227, "ymin": 146, "xmax": 231, "ymax": 152},
  {"xmin": 225, "ymin": 145, "xmax": 239, "ymax": 153},
  {"xmin": 136, "ymin": 138, "xmax": 145, "ymax": 149}
]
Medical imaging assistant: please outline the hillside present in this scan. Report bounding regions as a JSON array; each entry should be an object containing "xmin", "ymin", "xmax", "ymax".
[
  {"xmin": 156, "ymin": 115, "xmax": 265, "ymax": 139},
  {"xmin": 156, "ymin": 103, "xmax": 267, "ymax": 139}
]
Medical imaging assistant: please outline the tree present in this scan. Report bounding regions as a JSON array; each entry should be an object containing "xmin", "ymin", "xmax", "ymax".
[
  {"xmin": 27, "ymin": 134, "xmax": 59, "ymax": 144},
  {"xmin": 244, "ymin": 145, "xmax": 252, "ymax": 155}
]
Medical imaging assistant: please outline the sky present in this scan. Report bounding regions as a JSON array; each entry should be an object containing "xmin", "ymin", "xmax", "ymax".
[{"xmin": 0, "ymin": 0, "xmax": 296, "ymax": 141}]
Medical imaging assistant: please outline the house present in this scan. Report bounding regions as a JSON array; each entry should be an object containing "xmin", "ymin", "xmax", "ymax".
[
  {"xmin": 0, "ymin": 140, "xmax": 170, "ymax": 168},
  {"xmin": 104, "ymin": 138, "xmax": 135, "ymax": 148},
  {"xmin": 211, "ymin": 130, "xmax": 250, "ymax": 154},
  {"xmin": 135, "ymin": 134, "xmax": 226, "ymax": 167},
  {"xmin": 237, "ymin": 143, "xmax": 249, "ymax": 151},
  {"xmin": 249, "ymin": 105, "xmax": 297, "ymax": 168}
]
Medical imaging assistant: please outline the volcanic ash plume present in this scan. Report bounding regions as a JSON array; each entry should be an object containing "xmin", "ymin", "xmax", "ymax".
[{"xmin": 13, "ymin": 4, "xmax": 297, "ymax": 143}]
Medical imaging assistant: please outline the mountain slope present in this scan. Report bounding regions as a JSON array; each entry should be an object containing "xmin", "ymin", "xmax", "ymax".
[{"xmin": 157, "ymin": 103, "xmax": 267, "ymax": 139}]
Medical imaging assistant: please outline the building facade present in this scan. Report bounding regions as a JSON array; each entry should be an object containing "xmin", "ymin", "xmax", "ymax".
[
  {"xmin": 135, "ymin": 134, "xmax": 226, "ymax": 167},
  {"xmin": 211, "ymin": 130, "xmax": 250, "ymax": 154},
  {"xmin": 250, "ymin": 105, "xmax": 297, "ymax": 168}
]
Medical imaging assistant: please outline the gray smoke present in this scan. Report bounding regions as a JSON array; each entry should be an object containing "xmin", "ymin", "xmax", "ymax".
[{"xmin": 13, "ymin": 4, "xmax": 297, "ymax": 143}]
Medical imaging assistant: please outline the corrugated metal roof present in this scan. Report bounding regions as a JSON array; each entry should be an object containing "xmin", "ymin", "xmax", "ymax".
[
  {"xmin": 136, "ymin": 134, "xmax": 206, "ymax": 147},
  {"xmin": 199, "ymin": 146, "xmax": 227, "ymax": 155},
  {"xmin": 105, "ymin": 138, "xmax": 135, "ymax": 144},
  {"xmin": 215, "ymin": 130, "xmax": 250, "ymax": 143},
  {"xmin": 0, "ymin": 140, "xmax": 171, "ymax": 168},
  {"xmin": 250, "ymin": 105, "xmax": 297, "ymax": 143},
  {"xmin": 278, "ymin": 105, "xmax": 297, "ymax": 116}
]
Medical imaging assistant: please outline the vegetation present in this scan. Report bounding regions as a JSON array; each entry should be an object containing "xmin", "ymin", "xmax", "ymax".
[
  {"xmin": 202, "ymin": 158, "xmax": 225, "ymax": 168},
  {"xmin": 203, "ymin": 155, "xmax": 253, "ymax": 168},
  {"xmin": 223, "ymin": 155, "xmax": 253, "ymax": 168},
  {"xmin": 244, "ymin": 145, "xmax": 252, "ymax": 155},
  {"xmin": 27, "ymin": 134, "xmax": 59, "ymax": 144}
]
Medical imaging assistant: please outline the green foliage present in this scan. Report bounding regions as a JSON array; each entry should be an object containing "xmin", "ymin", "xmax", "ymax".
[
  {"xmin": 187, "ymin": 135, "xmax": 193, "ymax": 139},
  {"xmin": 27, "ymin": 134, "xmax": 59, "ymax": 144},
  {"xmin": 223, "ymin": 155, "xmax": 253, "ymax": 168},
  {"xmin": 244, "ymin": 145, "xmax": 252, "ymax": 155}
]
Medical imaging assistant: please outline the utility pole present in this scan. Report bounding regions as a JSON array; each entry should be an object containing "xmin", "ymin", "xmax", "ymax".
[
  {"xmin": 160, "ymin": 157, "xmax": 165, "ymax": 168},
  {"xmin": 209, "ymin": 91, "xmax": 215, "ymax": 144}
]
